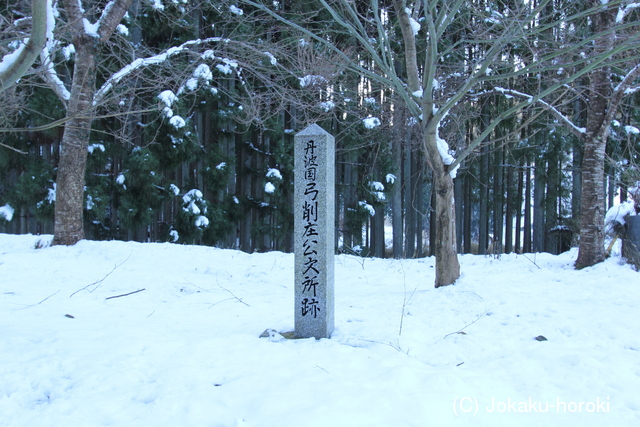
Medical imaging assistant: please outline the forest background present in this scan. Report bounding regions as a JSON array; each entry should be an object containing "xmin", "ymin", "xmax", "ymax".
[{"xmin": 1, "ymin": 0, "xmax": 639, "ymax": 271}]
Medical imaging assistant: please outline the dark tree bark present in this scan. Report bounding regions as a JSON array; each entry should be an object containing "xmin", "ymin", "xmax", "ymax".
[
  {"xmin": 391, "ymin": 124, "xmax": 404, "ymax": 258},
  {"xmin": 575, "ymin": 2, "xmax": 615, "ymax": 268},
  {"xmin": 523, "ymin": 157, "xmax": 532, "ymax": 253},
  {"xmin": 52, "ymin": 0, "xmax": 134, "ymax": 246}
]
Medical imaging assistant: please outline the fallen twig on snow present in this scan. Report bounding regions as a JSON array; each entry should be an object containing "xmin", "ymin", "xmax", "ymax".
[
  {"xmin": 69, "ymin": 252, "xmax": 132, "ymax": 297},
  {"xmin": 11, "ymin": 289, "xmax": 60, "ymax": 310},
  {"xmin": 106, "ymin": 288, "xmax": 146, "ymax": 300},
  {"xmin": 444, "ymin": 310, "xmax": 489, "ymax": 338}
]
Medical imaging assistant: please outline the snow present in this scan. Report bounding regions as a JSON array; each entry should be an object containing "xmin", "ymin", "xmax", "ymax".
[
  {"xmin": 386, "ymin": 173, "xmax": 396, "ymax": 184},
  {"xmin": 116, "ymin": 174, "xmax": 126, "ymax": 185},
  {"xmin": 169, "ymin": 184, "xmax": 180, "ymax": 196},
  {"xmin": 265, "ymin": 182, "xmax": 276, "ymax": 194},
  {"xmin": 493, "ymin": 87, "xmax": 587, "ymax": 136},
  {"xmin": 605, "ymin": 200, "xmax": 636, "ymax": 233},
  {"xmin": 158, "ymin": 90, "xmax": 178, "ymax": 107},
  {"xmin": 319, "ymin": 101, "xmax": 335, "ymax": 112},
  {"xmin": 216, "ymin": 162, "xmax": 227, "ymax": 170},
  {"xmin": 169, "ymin": 115, "xmax": 186, "ymax": 129},
  {"xmin": 624, "ymin": 125, "xmax": 639, "ymax": 135},
  {"xmin": 0, "ymin": 42, "xmax": 26, "ymax": 75},
  {"xmin": 299, "ymin": 75, "xmax": 327, "ymax": 88},
  {"xmin": 45, "ymin": 184, "xmax": 56, "ymax": 202},
  {"xmin": 193, "ymin": 64, "xmax": 213, "ymax": 82},
  {"xmin": 1, "ymin": 235, "xmax": 639, "ymax": 426},
  {"xmin": 405, "ymin": 8, "xmax": 421, "ymax": 35},
  {"xmin": 116, "ymin": 24, "xmax": 129, "ymax": 36},
  {"xmin": 217, "ymin": 64, "xmax": 233, "ymax": 75},
  {"xmin": 263, "ymin": 51, "xmax": 277, "ymax": 66},
  {"xmin": 369, "ymin": 180, "xmax": 385, "ymax": 200},
  {"xmin": 195, "ymin": 215, "xmax": 209, "ymax": 228},
  {"xmin": 62, "ymin": 44, "xmax": 75, "ymax": 61},
  {"xmin": 229, "ymin": 5, "xmax": 244, "ymax": 15},
  {"xmin": 266, "ymin": 168, "xmax": 282, "ymax": 180},
  {"xmin": 87, "ymin": 143, "xmax": 105, "ymax": 154},
  {"xmin": 0, "ymin": 205, "xmax": 14, "ymax": 221},
  {"xmin": 151, "ymin": 0, "xmax": 165, "ymax": 11},
  {"xmin": 616, "ymin": 3, "xmax": 640, "ymax": 23},
  {"xmin": 359, "ymin": 200, "xmax": 375, "ymax": 216},
  {"xmin": 83, "ymin": 18, "xmax": 99, "ymax": 38},
  {"xmin": 95, "ymin": 38, "xmax": 227, "ymax": 104},
  {"xmin": 370, "ymin": 181, "xmax": 384, "ymax": 191},
  {"xmin": 363, "ymin": 117, "xmax": 381, "ymax": 129},
  {"xmin": 183, "ymin": 189, "xmax": 203, "ymax": 214},
  {"xmin": 185, "ymin": 78, "xmax": 198, "ymax": 91},
  {"xmin": 436, "ymin": 127, "xmax": 460, "ymax": 178},
  {"xmin": 40, "ymin": 0, "xmax": 71, "ymax": 101}
]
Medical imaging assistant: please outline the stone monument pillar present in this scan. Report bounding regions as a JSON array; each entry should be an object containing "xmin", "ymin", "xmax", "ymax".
[{"xmin": 294, "ymin": 124, "xmax": 335, "ymax": 339}]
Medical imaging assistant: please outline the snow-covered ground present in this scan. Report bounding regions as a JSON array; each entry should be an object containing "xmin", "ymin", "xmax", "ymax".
[{"xmin": 1, "ymin": 233, "xmax": 638, "ymax": 426}]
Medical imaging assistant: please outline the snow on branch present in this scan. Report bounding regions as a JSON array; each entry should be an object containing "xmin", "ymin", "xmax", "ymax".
[
  {"xmin": 94, "ymin": 37, "xmax": 228, "ymax": 105},
  {"xmin": 616, "ymin": 2, "xmax": 640, "ymax": 23},
  {"xmin": 490, "ymin": 87, "xmax": 586, "ymax": 137},
  {"xmin": 40, "ymin": 0, "xmax": 71, "ymax": 102},
  {"xmin": 624, "ymin": 85, "xmax": 640, "ymax": 95},
  {"xmin": 614, "ymin": 63, "xmax": 640, "ymax": 95}
]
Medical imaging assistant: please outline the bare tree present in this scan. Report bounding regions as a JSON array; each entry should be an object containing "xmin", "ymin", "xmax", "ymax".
[
  {"xmin": 489, "ymin": 1, "xmax": 640, "ymax": 269},
  {"xmin": 14, "ymin": 0, "xmax": 304, "ymax": 245},
  {"xmin": 241, "ymin": 0, "xmax": 640, "ymax": 286},
  {"xmin": 573, "ymin": 0, "xmax": 640, "ymax": 268}
]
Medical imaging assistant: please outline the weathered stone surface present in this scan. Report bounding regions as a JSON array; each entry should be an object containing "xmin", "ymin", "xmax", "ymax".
[{"xmin": 294, "ymin": 124, "xmax": 335, "ymax": 339}]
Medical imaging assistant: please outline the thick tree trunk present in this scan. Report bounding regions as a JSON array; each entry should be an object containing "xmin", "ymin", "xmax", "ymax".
[
  {"xmin": 575, "ymin": 2, "xmax": 614, "ymax": 269},
  {"xmin": 51, "ymin": 0, "xmax": 132, "ymax": 246},
  {"xmin": 52, "ymin": 36, "xmax": 96, "ymax": 246},
  {"xmin": 575, "ymin": 134, "xmax": 607, "ymax": 268},
  {"xmin": 432, "ymin": 170, "xmax": 460, "ymax": 287},
  {"xmin": 424, "ymin": 132, "xmax": 460, "ymax": 287}
]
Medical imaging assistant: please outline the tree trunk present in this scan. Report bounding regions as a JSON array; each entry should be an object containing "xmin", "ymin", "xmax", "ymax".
[
  {"xmin": 533, "ymin": 153, "xmax": 546, "ymax": 252},
  {"xmin": 454, "ymin": 165, "xmax": 464, "ymax": 253},
  {"xmin": 432, "ymin": 170, "xmax": 460, "ymax": 287},
  {"xmin": 478, "ymin": 143, "xmax": 489, "ymax": 254},
  {"xmin": 423, "ymin": 132, "xmax": 460, "ymax": 287},
  {"xmin": 51, "ymin": 0, "xmax": 133, "ymax": 246},
  {"xmin": 523, "ymin": 157, "xmax": 532, "ymax": 253},
  {"xmin": 575, "ymin": 134, "xmax": 607, "ymax": 268},
  {"xmin": 575, "ymin": 2, "xmax": 615, "ymax": 269},
  {"xmin": 391, "ymin": 129, "xmax": 403, "ymax": 258},
  {"xmin": 52, "ymin": 35, "xmax": 96, "ymax": 245},
  {"xmin": 463, "ymin": 169, "xmax": 472, "ymax": 254},
  {"xmin": 505, "ymin": 163, "xmax": 514, "ymax": 254},
  {"xmin": 404, "ymin": 145, "xmax": 416, "ymax": 258},
  {"xmin": 492, "ymin": 142, "xmax": 504, "ymax": 254}
]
